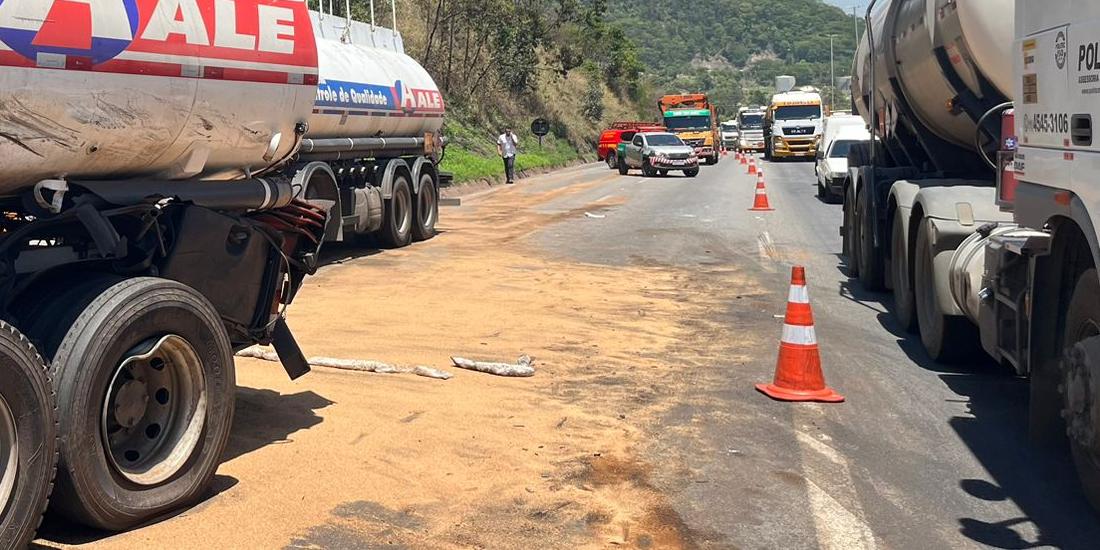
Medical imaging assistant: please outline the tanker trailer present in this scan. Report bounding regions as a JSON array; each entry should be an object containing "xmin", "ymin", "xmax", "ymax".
[
  {"xmin": 0, "ymin": 0, "xmax": 444, "ymax": 535},
  {"xmin": 842, "ymin": 0, "xmax": 1013, "ymax": 356},
  {"xmin": 845, "ymin": 0, "xmax": 1100, "ymax": 510}
]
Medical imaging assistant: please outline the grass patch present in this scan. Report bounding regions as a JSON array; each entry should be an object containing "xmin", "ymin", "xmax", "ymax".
[{"xmin": 441, "ymin": 124, "xmax": 583, "ymax": 184}]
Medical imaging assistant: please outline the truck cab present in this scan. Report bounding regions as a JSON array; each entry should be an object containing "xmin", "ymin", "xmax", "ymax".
[
  {"xmin": 720, "ymin": 121, "xmax": 740, "ymax": 150},
  {"xmin": 658, "ymin": 94, "xmax": 721, "ymax": 165},
  {"xmin": 764, "ymin": 90, "xmax": 824, "ymax": 160},
  {"xmin": 737, "ymin": 109, "xmax": 766, "ymax": 152}
]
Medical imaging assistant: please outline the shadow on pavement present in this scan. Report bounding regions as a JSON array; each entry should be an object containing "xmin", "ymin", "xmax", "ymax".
[
  {"xmin": 35, "ymin": 475, "xmax": 241, "ymax": 547},
  {"xmin": 223, "ymin": 386, "xmax": 334, "ymax": 463},
  {"xmin": 834, "ymin": 253, "xmax": 1100, "ymax": 547},
  {"xmin": 35, "ymin": 387, "xmax": 333, "ymax": 546}
]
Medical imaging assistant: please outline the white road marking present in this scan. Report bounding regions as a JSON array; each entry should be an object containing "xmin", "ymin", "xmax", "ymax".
[{"xmin": 794, "ymin": 407, "xmax": 878, "ymax": 550}]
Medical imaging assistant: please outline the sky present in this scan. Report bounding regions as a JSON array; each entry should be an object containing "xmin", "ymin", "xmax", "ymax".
[{"xmin": 824, "ymin": 1, "xmax": 864, "ymax": 14}]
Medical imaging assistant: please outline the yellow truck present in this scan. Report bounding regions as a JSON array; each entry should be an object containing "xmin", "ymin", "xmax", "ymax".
[
  {"xmin": 763, "ymin": 89, "xmax": 825, "ymax": 160},
  {"xmin": 657, "ymin": 94, "xmax": 721, "ymax": 165}
]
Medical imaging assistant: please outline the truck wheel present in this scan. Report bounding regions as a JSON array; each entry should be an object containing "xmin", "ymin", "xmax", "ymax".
[
  {"xmin": 684, "ymin": 168, "xmax": 699, "ymax": 178},
  {"xmin": 641, "ymin": 158, "xmax": 657, "ymax": 178},
  {"xmin": 412, "ymin": 173, "xmax": 438, "ymax": 242},
  {"xmin": 857, "ymin": 189, "xmax": 886, "ymax": 291},
  {"xmin": 658, "ymin": 170, "xmax": 668, "ymax": 177},
  {"xmin": 606, "ymin": 152, "xmax": 618, "ymax": 170},
  {"xmin": 46, "ymin": 278, "xmax": 235, "ymax": 531},
  {"xmin": 617, "ymin": 159, "xmax": 628, "ymax": 176},
  {"xmin": 914, "ymin": 222, "xmax": 979, "ymax": 363},
  {"xmin": 0, "ymin": 323, "xmax": 56, "ymax": 550},
  {"xmin": 843, "ymin": 184, "xmax": 859, "ymax": 277},
  {"xmin": 380, "ymin": 176, "xmax": 413, "ymax": 248},
  {"xmin": 891, "ymin": 213, "xmax": 917, "ymax": 333},
  {"xmin": 1062, "ymin": 269, "xmax": 1100, "ymax": 511}
]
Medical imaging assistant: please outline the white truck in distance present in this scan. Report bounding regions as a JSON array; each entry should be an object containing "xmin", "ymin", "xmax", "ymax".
[
  {"xmin": 0, "ymin": 1, "xmax": 445, "ymax": 545},
  {"xmin": 845, "ymin": 0, "xmax": 1100, "ymax": 510},
  {"xmin": 737, "ymin": 108, "xmax": 767, "ymax": 153}
]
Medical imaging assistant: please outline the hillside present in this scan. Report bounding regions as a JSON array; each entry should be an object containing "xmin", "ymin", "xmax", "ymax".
[
  {"xmin": 362, "ymin": 0, "xmax": 860, "ymax": 183},
  {"xmin": 606, "ymin": 0, "xmax": 860, "ymax": 112}
]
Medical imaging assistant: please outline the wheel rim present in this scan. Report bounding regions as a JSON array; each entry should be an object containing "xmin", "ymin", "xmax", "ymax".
[
  {"xmin": 607, "ymin": 154, "xmax": 615, "ymax": 168},
  {"xmin": 0, "ymin": 393, "xmax": 18, "ymax": 519},
  {"xmin": 419, "ymin": 184, "xmax": 436, "ymax": 230},
  {"xmin": 102, "ymin": 334, "xmax": 207, "ymax": 486},
  {"xmin": 395, "ymin": 186, "xmax": 412, "ymax": 235}
]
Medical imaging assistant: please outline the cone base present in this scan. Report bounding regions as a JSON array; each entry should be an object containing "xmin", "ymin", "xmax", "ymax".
[
  {"xmin": 755, "ymin": 383, "xmax": 845, "ymax": 403},
  {"xmin": 749, "ymin": 207, "xmax": 775, "ymax": 211}
]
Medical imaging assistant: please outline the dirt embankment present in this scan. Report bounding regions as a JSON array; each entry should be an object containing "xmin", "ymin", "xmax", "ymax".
[{"xmin": 40, "ymin": 172, "xmax": 763, "ymax": 550}]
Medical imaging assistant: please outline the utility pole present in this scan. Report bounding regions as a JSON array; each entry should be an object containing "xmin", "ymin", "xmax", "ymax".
[
  {"xmin": 852, "ymin": 5, "xmax": 860, "ymax": 47},
  {"xmin": 828, "ymin": 34, "xmax": 836, "ymax": 111}
]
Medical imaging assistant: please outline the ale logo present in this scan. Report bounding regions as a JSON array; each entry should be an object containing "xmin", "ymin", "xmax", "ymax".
[
  {"xmin": 0, "ymin": 0, "xmax": 140, "ymax": 65},
  {"xmin": 392, "ymin": 80, "xmax": 417, "ymax": 113}
]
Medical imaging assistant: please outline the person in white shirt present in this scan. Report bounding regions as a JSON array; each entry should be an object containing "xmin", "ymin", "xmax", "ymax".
[{"xmin": 497, "ymin": 128, "xmax": 520, "ymax": 184}]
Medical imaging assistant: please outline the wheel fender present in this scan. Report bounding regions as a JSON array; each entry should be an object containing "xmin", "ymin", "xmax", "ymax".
[
  {"xmin": 409, "ymin": 157, "xmax": 437, "ymax": 195},
  {"xmin": 377, "ymin": 158, "xmax": 411, "ymax": 200},
  {"xmin": 291, "ymin": 161, "xmax": 341, "ymax": 242},
  {"xmin": 1015, "ymin": 184, "xmax": 1100, "ymax": 277}
]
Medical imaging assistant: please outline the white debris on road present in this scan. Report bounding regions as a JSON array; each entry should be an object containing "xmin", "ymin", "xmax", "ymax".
[
  {"xmin": 235, "ymin": 347, "xmax": 454, "ymax": 380},
  {"xmin": 451, "ymin": 354, "xmax": 536, "ymax": 377}
]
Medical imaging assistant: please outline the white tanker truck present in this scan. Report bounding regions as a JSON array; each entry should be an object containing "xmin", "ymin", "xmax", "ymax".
[
  {"xmin": 0, "ymin": 0, "xmax": 446, "ymax": 544},
  {"xmin": 843, "ymin": 0, "xmax": 1100, "ymax": 510}
]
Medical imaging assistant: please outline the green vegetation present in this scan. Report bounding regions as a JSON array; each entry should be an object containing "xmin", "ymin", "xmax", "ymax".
[
  {"xmin": 345, "ymin": 0, "xmax": 860, "ymax": 184},
  {"xmin": 606, "ymin": 0, "xmax": 860, "ymax": 113},
  {"xmin": 439, "ymin": 120, "xmax": 581, "ymax": 183}
]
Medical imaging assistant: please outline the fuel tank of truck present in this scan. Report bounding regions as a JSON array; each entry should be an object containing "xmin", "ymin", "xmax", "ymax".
[
  {"xmin": 307, "ymin": 13, "xmax": 445, "ymax": 141},
  {"xmin": 0, "ymin": 0, "xmax": 320, "ymax": 194},
  {"xmin": 852, "ymin": 0, "xmax": 1014, "ymax": 151},
  {"xmin": 0, "ymin": 1, "xmax": 445, "ymax": 197}
]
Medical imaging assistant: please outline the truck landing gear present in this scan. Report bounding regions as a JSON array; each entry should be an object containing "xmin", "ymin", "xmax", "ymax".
[
  {"xmin": 0, "ymin": 323, "xmax": 56, "ymax": 550},
  {"xmin": 1063, "ymin": 268, "xmax": 1100, "ymax": 510},
  {"xmin": 45, "ymin": 278, "xmax": 235, "ymax": 531}
]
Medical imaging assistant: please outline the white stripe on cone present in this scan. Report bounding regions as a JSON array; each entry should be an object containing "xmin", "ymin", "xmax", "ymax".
[
  {"xmin": 788, "ymin": 285, "xmax": 809, "ymax": 304},
  {"xmin": 782, "ymin": 324, "xmax": 817, "ymax": 345}
]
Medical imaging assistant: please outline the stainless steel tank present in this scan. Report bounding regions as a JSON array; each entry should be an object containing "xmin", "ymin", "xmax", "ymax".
[
  {"xmin": 0, "ymin": 2, "xmax": 445, "ymax": 195},
  {"xmin": 852, "ymin": 0, "xmax": 1014, "ymax": 150}
]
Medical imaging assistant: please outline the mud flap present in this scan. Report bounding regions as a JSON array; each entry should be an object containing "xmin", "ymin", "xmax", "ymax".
[{"xmin": 271, "ymin": 317, "xmax": 310, "ymax": 380}]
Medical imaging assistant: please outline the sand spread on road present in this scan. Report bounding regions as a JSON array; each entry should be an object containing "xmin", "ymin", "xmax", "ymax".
[{"xmin": 39, "ymin": 171, "xmax": 764, "ymax": 549}]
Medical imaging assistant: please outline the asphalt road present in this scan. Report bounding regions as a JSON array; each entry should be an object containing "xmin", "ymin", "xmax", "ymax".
[{"xmin": 525, "ymin": 157, "xmax": 1100, "ymax": 549}]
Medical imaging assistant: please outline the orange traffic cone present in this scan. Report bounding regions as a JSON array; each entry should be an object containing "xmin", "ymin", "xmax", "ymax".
[
  {"xmin": 749, "ymin": 178, "xmax": 774, "ymax": 211},
  {"xmin": 748, "ymin": 157, "xmax": 757, "ymax": 175},
  {"xmin": 756, "ymin": 267, "xmax": 844, "ymax": 403},
  {"xmin": 739, "ymin": 152, "xmax": 747, "ymax": 165}
]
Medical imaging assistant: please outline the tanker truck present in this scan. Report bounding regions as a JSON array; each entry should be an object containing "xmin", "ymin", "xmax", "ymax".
[
  {"xmin": 843, "ymin": 0, "xmax": 1100, "ymax": 510},
  {"xmin": 0, "ymin": 0, "xmax": 445, "ymax": 542}
]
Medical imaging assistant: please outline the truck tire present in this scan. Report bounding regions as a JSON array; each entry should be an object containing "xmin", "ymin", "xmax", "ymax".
[
  {"xmin": 914, "ymin": 222, "xmax": 979, "ymax": 363},
  {"xmin": 380, "ymin": 175, "xmax": 413, "ymax": 248},
  {"xmin": 641, "ymin": 158, "xmax": 657, "ymax": 178},
  {"xmin": 618, "ymin": 159, "xmax": 629, "ymax": 175},
  {"xmin": 0, "ymin": 323, "xmax": 56, "ymax": 550},
  {"xmin": 46, "ymin": 278, "xmax": 235, "ymax": 531},
  {"xmin": 684, "ymin": 168, "xmax": 699, "ymax": 178},
  {"xmin": 412, "ymin": 173, "xmax": 438, "ymax": 242},
  {"xmin": 606, "ymin": 151, "xmax": 618, "ymax": 170},
  {"xmin": 890, "ymin": 212, "xmax": 917, "ymax": 333},
  {"xmin": 857, "ymin": 188, "xmax": 886, "ymax": 291},
  {"xmin": 843, "ymin": 183, "xmax": 859, "ymax": 277},
  {"xmin": 1062, "ymin": 269, "xmax": 1100, "ymax": 511}
]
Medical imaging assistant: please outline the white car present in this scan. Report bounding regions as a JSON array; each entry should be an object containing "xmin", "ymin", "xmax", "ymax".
[{"xmin": 815, "ymin": 126, "xmax": 870, "ymax": 203}]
